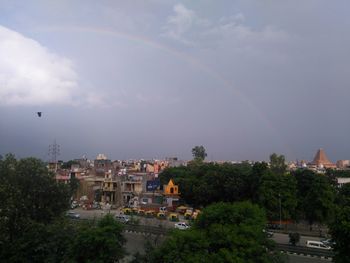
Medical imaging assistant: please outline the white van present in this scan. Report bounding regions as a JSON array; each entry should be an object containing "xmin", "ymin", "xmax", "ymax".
[{"xmin": 306, "ymin": 240, "xmax": 331, "ymax": 250}]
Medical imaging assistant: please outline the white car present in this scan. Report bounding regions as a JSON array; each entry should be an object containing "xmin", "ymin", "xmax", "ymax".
[
  {"xmin": 115, "ymin": 214, "xmax": 130, "ymax": 224},
  {"xmin": 66, "ymin": 211, "xmax": 80, "ymax": 219},
  {"xmin": 174, "ymin": 222, "xmax": 190, "ymax": 230}
]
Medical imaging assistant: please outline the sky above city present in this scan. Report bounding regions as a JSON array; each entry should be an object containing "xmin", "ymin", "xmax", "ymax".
[{"xmin": 1, "ymin": 0, "xmax": 349, "ymax": 162}]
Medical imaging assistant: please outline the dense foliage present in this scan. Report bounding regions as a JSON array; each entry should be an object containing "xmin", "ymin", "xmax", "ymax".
[
  {"xmin": 68, "ymin": 214, "xmax": 126, "ymax": 263},
  {"xmin": 329, "ymin": 206, "xmax": 350, "ymax": 263},
  {"xmin": 191, "ymin": 145, "xmax": 207, "ymax": 162},
  {"xmin": 328, "ymin": 183, "xmax": 350, "ymax": 263},
  {"xmin": 0, "ymin": 154, "xmax": 126, "ymax": 263},
  {"xmin": 160, "ymin": 155, "xmax": 337, "ymax": 227},
  {"xmin": 0, "ymin": 154, "xmax": 71, "ymax": 240},
  {"xmin": 142, "ymin": 202, "xmax": 284, "ymax": 263}
]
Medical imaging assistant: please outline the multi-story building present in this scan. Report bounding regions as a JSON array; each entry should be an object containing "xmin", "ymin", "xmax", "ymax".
[
  {"xmin": 94, "ymin": 154, "xmax": 112, "ymax": 177},
  {"xmin": 102, "ymin": 169, "xmax": 122, "ymax": 206},
  {"xmin": 121, "ymin": 174, "xmax": 143, "ymax": 205},
  {"xmin": 337, "ymin": 160, "xmax": 350, "ymax": 169}
]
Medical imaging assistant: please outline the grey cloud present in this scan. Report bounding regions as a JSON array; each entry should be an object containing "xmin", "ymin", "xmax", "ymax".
[{"xmin": 1, "ymin": 1, "xmax": 350, "ymax": 162}]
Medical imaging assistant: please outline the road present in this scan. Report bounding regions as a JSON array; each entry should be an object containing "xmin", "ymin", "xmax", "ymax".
[
  {"xmin": 75, "ymin": 208, "xmax": 185, "ymax": 228},
  {"xmin": 74, "ymin": 208, "xmax": 330, "ymax": 262},
  {"xmin": 272, "ymin": 232, "xmax": 322, "ymax": 247},
  {"xmin": 121, "ymin": 231, "xmax": 330, "ymax": 263},
  {"xmin": 76, "ymin": 208, "xmax": 324, "ymax": 247},
  {"xmin": 287, "ymin": 254, "xmax": 331, "ymax": 263}
]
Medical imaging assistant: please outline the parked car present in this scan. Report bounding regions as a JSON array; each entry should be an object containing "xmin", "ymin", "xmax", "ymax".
[
  {"xmin": 115, "ymin": 214, "xmax": 130, "ymax": 224},
  {"xmin": 306, "ymin": 240, "xmax": 332, "ymax": 250},
  {"xmin": 66, "ymin": 211, "xmax": 80, "ymax": 219},
  {"xmin": 174, "ymin": 222, "xmax": 190, "ymax": 230}
]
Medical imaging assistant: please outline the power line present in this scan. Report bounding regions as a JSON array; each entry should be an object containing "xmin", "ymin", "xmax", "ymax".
[{"xmin": 48, "ymin": 139, "xmax": 60, "ymax": 164}]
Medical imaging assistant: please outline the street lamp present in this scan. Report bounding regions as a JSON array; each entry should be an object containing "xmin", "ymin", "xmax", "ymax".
[{"xmin": 279, "ymin": 193, "xmax": 282, "ymax": 229}]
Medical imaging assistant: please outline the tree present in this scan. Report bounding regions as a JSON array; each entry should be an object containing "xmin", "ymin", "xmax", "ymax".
[
  {"xmin": 336, "ymin": 183, "xmax": 350, "ymax": 207},
  {"xmin": 69, "ymin": 214, "xmax": 126, "ymax": 263},
  {"xmin": 293, "ymin": 169, "xmax": 336, "ymax": 227},
  {"xmin": 148, "ymin": 202, "xmax": 283, "ymax": 263},
  {"xmin": 302, "ymin": 175, "xmax": 335, "ymax": 230},
  {"xmin": 288, "ymin": 232, "xmax": 300, "ymax": 246},
  {"xmin": 329, "ymin": 206, "xmax": 350, "ymax": 263},
  {"xmin": 0, "ymin": 154, "xmax": 71, "ymax": 243},
  {"xmin": 191, "ymin": 145, "xmax": 207, "ymax": 162},
  {"xmin": 159, "ymin": 162, "xmax": 264, "ymax": 207},
  {"xmin": 0, "ymin": 219, "xmax": 77, "ymax": 263},
  {"xmin": 0, "ymin": 155, "xmax": 128, "ymax": 263},
  {"xmin": 69, "ymin": 176, "xmax": 80, "ymax": 198},
  {"xmin": 258, "ymin": 172, "xmax": 297, "ymax": 221},
  {"xmin": 269, "ymin": 153, "xmax": 287, "ymax": 176}
]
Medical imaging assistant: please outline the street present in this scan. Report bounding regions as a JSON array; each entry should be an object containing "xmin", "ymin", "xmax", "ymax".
[
  {"xmin": 287, "ymin": 254, "xmax": 331, "ymax": 263},
  {"xmin": 272, "ymin": 232, "xmax": 322, "ymax": 247},
  {"xmin": 75, "ymin": 208, "xmax": 331, "ymax": 262},
  {"xmin": 75, "ymin": 207, "xmax": 186, "ymax": 228}
]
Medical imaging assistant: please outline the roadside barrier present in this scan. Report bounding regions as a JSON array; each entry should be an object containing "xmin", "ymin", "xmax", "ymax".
[
  {"xmin": 276, "ymin": 243, "xmax": 333, "ymax": 259},
  {"xmin": 123, "ymin": 224, "xmax": 169, "ymax": 235}
]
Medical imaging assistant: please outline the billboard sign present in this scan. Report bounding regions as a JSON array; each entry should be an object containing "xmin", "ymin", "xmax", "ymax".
[{"xmin": 146, "ymin": 179, "xmax": 160, "ymax": 191}]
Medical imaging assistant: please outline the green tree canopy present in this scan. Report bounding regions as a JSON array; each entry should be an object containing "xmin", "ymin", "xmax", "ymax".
[
  {"xmin": 159, "ymin": 162, "xmax": 259, "ymax": 207},
  {"xmin": 191, "ymin": 145, "xmax": 207, "ymax": 162},
  {"xmin": 293, "ymin": 169, "xmax": 335, "ymax": 229},
  {"xmin": 0, "ymin": 154, "xmax": 71, "ymax": 243},
  {"xmin": 329, "ymin": 205, "xmax": 350, "ymax": 263},
  {"xmin": 69, "ymin": 214, "xmax": 126, "ymax": 263},
  {"xmin": 269, "ymin": 153, "xmax": 287, "ymax": 176},
  {"xmin": 336, "ymin": 183, "xmax": 350, "ymax": 207},
  {"xmin": 258, "ymin": 172, "xmax": 297, "ymax": 221},
  {"xmin": 148, "ymin": 202, "xmax": 282, "ymax": 263}
]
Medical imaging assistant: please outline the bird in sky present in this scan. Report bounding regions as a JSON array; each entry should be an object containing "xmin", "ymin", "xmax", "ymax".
[{"xmin": 37, "ymin": 112, "xmax": 42, "ymax": 117}]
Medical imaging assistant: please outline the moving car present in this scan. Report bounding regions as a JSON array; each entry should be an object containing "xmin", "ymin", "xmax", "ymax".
[
  {"xmin": 66, "ymin": 211, "xmax": 80, "ymax": 219},
  {"xmin": 306, "ymin": 240, "xmax": 331, "ymax": 250},
  {"xmin": 174, "ymin": 222, "xmax": 190, "ymax": 230}
]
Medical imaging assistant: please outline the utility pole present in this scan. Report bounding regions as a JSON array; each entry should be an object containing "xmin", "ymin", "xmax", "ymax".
[
  {"xmin": 48, "ymin": 140, "xmax": 60, "ymax": 172},
  {"xmin": 279, "ymin": 193, "xmax": 282, "ymax": 229}
]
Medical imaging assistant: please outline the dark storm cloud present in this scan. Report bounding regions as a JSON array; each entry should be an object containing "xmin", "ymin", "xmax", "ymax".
[{"xmin": 0, "ymin": 1, "xmax": 349, "ymax": 162}]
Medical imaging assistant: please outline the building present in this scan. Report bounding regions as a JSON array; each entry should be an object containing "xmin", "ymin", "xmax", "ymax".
[
  {"xmin": 163, "ymin": 179, "xmax": 180, "ymax": 209},
  {"xmin": 337, "ymin": 177, "xmax": 350, "ymax": 187},
  {"xmin": 121, "ymin": 174, "xmax": 143, "ymax": 205},
  {"xmin": 102, "ymin": 169, "xmax": 122, "ymax": 206},
  {"xmin": 336, "ymin": 160, "xmax": 350, "ymax": 169},
  {"xmin": 309, "ymin": 148, "xmax": 336, "ymax": 169},
  {"xmin": 94, "ymin": 154, "xmax": 112, "ymax": 177}
]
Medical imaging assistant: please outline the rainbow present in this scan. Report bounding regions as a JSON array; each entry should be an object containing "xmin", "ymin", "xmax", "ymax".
[{"xmin": 36, "ymin": 25, "xmax": 292, "ymax": 159}]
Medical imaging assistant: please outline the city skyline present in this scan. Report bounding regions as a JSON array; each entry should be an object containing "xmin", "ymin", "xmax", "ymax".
[{"xmin": 1, "ymin": 1, "xmax": 350, "ymax": 161}]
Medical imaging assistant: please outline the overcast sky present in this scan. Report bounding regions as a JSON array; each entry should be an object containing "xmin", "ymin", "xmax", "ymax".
[{"xmin": 0, "ymin": 0, "xmax": 349, "ymax": 162}]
